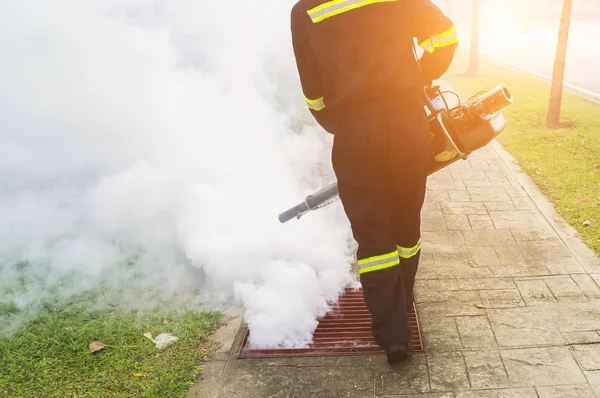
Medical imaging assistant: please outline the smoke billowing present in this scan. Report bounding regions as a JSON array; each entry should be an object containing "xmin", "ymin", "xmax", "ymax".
[{"xmin": 0, "ymin": 1, "xmax": 355, "ymax": 347}]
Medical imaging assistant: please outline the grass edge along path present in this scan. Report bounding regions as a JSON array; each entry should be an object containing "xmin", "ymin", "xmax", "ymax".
[
  {"xmin": 0, "ymin": 295, "xmax": 222, "ymax": 398},
  {"xmin": 445, "ymin": 52, "xmax": 600, "ymax": 255}
]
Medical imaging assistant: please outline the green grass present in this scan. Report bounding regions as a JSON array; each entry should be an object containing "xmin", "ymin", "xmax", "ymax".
[
  {"xmin": 444, "ymin": 52, "xmax": 600, "ymax": 254},
  {"xmin": 0, "ymin": 295, "xmax": 221, "ymax": 398}
]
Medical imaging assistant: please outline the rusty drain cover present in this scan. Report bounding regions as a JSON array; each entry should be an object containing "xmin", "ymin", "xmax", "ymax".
[{"xmin": 237, "ymin": 287, "xmax": 423, "ymax": 358}]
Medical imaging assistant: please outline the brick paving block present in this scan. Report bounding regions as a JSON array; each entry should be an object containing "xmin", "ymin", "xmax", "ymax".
[
  {"xmin": 424, "ymin": 243, "xmax": 470, "ymax": 258},
  {"xmin": 418, "ymin": 298, "xmax": 486, "ymax": 318},
  {"xmin": 422, "ymin": 217, "xmax": 447, "ymax": 232},
  {"xmin": 424, "ymin": 231, "xmax": 466, "ymax": 246},
  {"xmin": 503, "ymin": 186, "xmax": 529, "ymax": 199},
  {"xmin": 485, "ymin": 168, "xmax": 513, "ymax": 180},
  {"xmin": 414, "ymin": 279, "xmax": 459, "ymax": 292},
  {"xmin": 467, "ymin": 187, "xmax": 512, "ymax": 202},
  {"xmin": 374, "ymin": 365, "xmax": 430, "ymax": 395},
  {"xmin": 445, "ymin": 215, "xmax": 471, "ymax": 230},
  {"xmin": 422, "ymin": 202, "xmax": 444, "ymax": 218},
  {"xmin": 421, "ymin": 253, "xmax": 435, "ymax": 265},
  {"xmin": 489, "ymin": 177, "xmax": 516, "ymax": 188},
  {"xmin": 455, "ymin": 388, "xmax": 538, "ymax": 398},
  {"xmin": 428, "ymin": 352, "xmax": 470, "ymax": 392},
  {"xmin": 458, "ymin": 278, "xmax": 516, "ymax": 291},
  {"xmin": 415, "ymin": 267, "xmax": 438, "ymax": 280},
  {"xmin": 544, "ymin": 258, "xmax": 587, "ymax": 275},
  {"xmin": 536, "ymin": 385, "xmax": 596, "ymax": 398},
  {"xmin": 442, "ymin": 201, "xmax": 488, "ymax": 215},
  {"xmin": 416, "ymin": 258, "xmax": 437, "ymax": 279},
  {"xmin": 517, "ymin": 239, "xmax": 574, "ymax": 261},
  {"xmin": 480, "ymin": 289, "xmax": 526, "ymax": 308},
  {"xmin": 221, "ymin": 365, "xmax": 296, "ymax": 398},
  {"xmin": 456, "ymin": 316, "xmax": 498, "ymax": 348},
  {"xmin": 571, "ymin": 274, "xmax": 600, "ymax": 300},
  {"xmin": 437, "ymin": 266, "xmax": 494, "ymax": 280},
  {"xmin": 377, "ymin": 393, "xmax": 453, "ymax": 398},
  {"xmin": 469, "ymin": 246, "xmax": 501, "ymax": 266},
  {"xmin": 469, "ymin": 246, "xmax": 527, "ymax": 267},
  {"xmin": 450, "ymin": 169, "xmax": 488, "ymax": 180},
  {"xmin": 424, "ymin": 190, "xmax": 451, "ymax": 203},
  {"xmin": 419, "ymin": 315, "xmax": 463, "ymax": 352},
  {"xmin": 449, "ymin": 189, "xmax": 472, "ymax": 202},
  {"xmin": 463, "ymin": 230, "xmax": 516, "ymax": 247},
  {"xmin": 515, "ymin": 279, "xmax": 557, "ymax": 305},
  {"xmin": 509, "ymin": 227, "xmax": 558, "ymax": 241},
  {"xmin": 464, "ymin": 351, "xmax": 509, "ymax": 389},
  {"xmin": 430, "ymin": 169, "xmax": 453, "ymax": 180},
  {"xmin": 489, "ymin": 211, "xmax": 545, "ymax": 229},
  {"xmin": 433, "ymin": 248, "xmax": 472, "ymax": 262},
  {"xmin": 584, "ymin": 371, "xmax": 600, "ymax": 397},
  {"xmin": 291, "ymin": 366, "xmax": 373, "ymax": 398},
  {"xmin": 485, "ymin": 201, "xmax": 517, "ymax": 212},
  {"xmin": 463, "ymin": 178, "xmax": 493, "ymax": 187},
  {"xmin": 416, "ymin": 290, "xmax": 481, "ymax": 305},
  {"xmin": 487, "ymin": 306, "xmax": 563, "ymax": 347},
  {"xmin": 491, "ymin": 263, "xmax": 551, "ymax": 278},
  {"xmin": 468, "ymin": 214, "xmax": 495, "ymax": 229},
  {"xmin": 572, "ymin": 345, "xmax": 600, "ymax": 371},
  {"xmin": 554, "ymin": 302, "xmax": 600, "ymax": 333},
  {"xmin": 562, "ymin": 331, "xmax": 600, "ymax": 345},
  {"xmin": 544, "ymin": 276, "xmax": 588, "ymax": 303},
  {"xmin": 427, "ymin": 179, "xmax": 468, "ymax": 191},
  {"xmin": 512, "ymin": 197, "xmax": 538, "ymax": 211},
  {"xmin": 500, "ymin": 347, "xmax": 586, "ymax": 387}
]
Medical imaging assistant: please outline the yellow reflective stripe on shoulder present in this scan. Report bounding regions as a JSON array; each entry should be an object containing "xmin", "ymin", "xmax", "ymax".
[
  {"xmin": 307, "ymin": 0, "xmax": 396, "ymax": 23},
  {"xmin": 419, "ymin": 26, "xmax": 458, "ymax": 54},
  {"xmin": 397, "ymin": 239, "xmax": 422, "ymax": 259},
  {"xmin": 305, "ymin": 96, "xmax": 326, "ymax": 111},
  {"xmin": 358, "ymin": 250, "xmax": 400, "ymax": 274}
]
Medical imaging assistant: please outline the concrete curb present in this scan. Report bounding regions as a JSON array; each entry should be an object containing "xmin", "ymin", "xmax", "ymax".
[{"xmin": 489, "ymin": 139, "xmax": 600, "ymax": 270}]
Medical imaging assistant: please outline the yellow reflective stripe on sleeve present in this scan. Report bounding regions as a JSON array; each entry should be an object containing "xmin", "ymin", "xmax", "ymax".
[
  {"xmin": 397, "ymin": 239, "xmax": 422, "ymax": 259},
  {"xmin": 305, "ymin": 96, "xmax": 326, "ymax": 111},
  {"xmin": 419, "ymin": 26, "xmax": 458, "ymax": 54},
  {"xmin": 419, "ymin": 38, "xmax": 434, "ymax": 54},
  {"xmin": 307, "ymin": 0, "xmax": 396, "ymax": 23},
  {"xmin": 358, "ymin": 250, "xmax": 400, "ymax": 274}
]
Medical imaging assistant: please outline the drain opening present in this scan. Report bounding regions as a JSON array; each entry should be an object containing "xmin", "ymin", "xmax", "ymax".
[{"xmin": 237, "ymin": 287, "xmax": 423, "ymax": 358}]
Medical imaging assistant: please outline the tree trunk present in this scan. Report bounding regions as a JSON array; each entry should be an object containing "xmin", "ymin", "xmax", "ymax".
[
  {"xmin": 465, "ymin": 0, "xmax": 482, "ymax": 76},
  {"xmin": 546, "ymin": 0, "xmax": 573, "ymax": 129}
]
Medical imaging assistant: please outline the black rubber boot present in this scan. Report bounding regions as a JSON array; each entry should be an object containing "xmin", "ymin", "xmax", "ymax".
[{"xmin": 386, "ymin": 344, "xmax": 414, "ymax": 364}]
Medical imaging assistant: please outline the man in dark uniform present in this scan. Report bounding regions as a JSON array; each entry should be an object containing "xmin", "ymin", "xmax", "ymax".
[{"xmin": 290, "ymin": 0, "xmax": 458, "ymax": 363}]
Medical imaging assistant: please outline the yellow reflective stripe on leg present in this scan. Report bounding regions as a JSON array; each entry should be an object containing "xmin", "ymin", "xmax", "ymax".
[
  {"xmin": 397, "ymin": 239, "xmax": 422, "ymax": 259},
  {"xmin": 419, "ymin": 26, "xmax": 458, "ymax": 54},
  {"xmin": 307, "ymin": 0, "xmax": 396, "ymax": 23},
  {"xmin": 358, "ymin": 250, "xmax": 400, "ymax": 274},
  {"xmin": 305, "ymin": 96, "xmax": 325, "ymax": 111}
]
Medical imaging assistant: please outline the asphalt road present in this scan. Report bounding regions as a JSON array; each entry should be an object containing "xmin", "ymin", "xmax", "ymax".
[{"xmin": 476, "ymin": 21, "xmax": 600, "ymax": 94}]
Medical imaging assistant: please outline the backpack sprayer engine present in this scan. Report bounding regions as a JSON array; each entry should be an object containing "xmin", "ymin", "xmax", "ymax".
[{"xmin": 278, "ymin": 83, "xmax": 514, "ymax": 223}]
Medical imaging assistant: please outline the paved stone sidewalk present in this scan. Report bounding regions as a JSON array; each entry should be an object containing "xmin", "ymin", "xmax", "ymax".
[{"xmin": 189, "ymin": 141, "xmax": 600, "ymax": 398}]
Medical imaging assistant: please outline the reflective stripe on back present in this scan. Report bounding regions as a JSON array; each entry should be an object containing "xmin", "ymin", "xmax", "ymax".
[{"xmin": 307, "ymin": 0, "xmax": 396, "ymax": 23}]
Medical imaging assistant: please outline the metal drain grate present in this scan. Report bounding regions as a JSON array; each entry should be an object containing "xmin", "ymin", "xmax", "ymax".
[{"xmin": 237, "ymin": 287, "xmax": 423, "ymax": 358}]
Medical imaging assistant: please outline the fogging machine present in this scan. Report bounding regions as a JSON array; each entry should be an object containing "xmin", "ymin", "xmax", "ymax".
[{"xmin": 278, "ymin": 83, "xmax": 514, "ymax": 223}]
